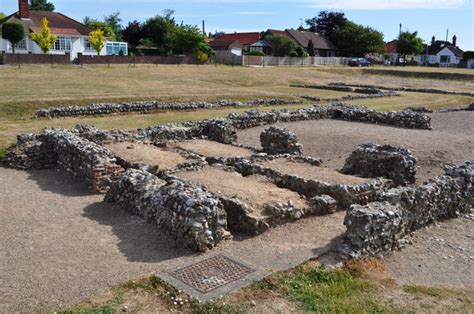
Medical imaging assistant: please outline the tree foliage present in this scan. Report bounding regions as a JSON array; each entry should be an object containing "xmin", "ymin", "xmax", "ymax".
[
  {"xmin": 462, "ymin": 51, "xmax": 474, "ymax": 61},
  {"xmin": 266, "ymin": 35, "xmax": 298, "ymax": 57},
  {"xmin": 104, "ymin": 12, "xmax": 123, "ymax": 41},
  {"xmin": 89, "ymin": 29, "xmax": 106, "ymax": 55},
  {"xmin": 84, "ymin": 17, "xmax": 116, "ymax": 40},
  {"xmin": 30, "ymin": 17, "xmax": 57, "ymax": 53},
  {"xmin": 1, "ymin": 23, "xmax": 25, "ymax": 53},
  {"xmin": 0, "ymin": 12, "xmax": 6, "ymax": 20},
  {"xmin": 122, "ymin": 20, "xmax": 142, "ymax": 49},
  {"xmin": 294, "ymin": 46, "xmax": 309, "ymax": 57},
  {"xmin": 330, "ymin": 21, "xmax": 384, "ymax": 57},
  {"xmin": 142, "ymin": 10, "xmax": 176, "ymax": 55},
  {"xmin": 168, "ymin": 24, "xmax": 205, "ymax": 54},
  {"xmin": 397, "ymin": 31, "xmax": 424, "ymax": 56},
  {"xmin": 305, "ymin": 11, "xmax": 347, "ymax": 36},
  {"xmin": 121, "ymin": 10, "xmax": 213, "ymax": 57},
  {"xmin": 29, "ymin": 0, "xmax": 55, "ymax": 12}
]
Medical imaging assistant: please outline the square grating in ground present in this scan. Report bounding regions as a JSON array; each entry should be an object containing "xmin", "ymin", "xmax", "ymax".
[{"xmin": 168, "ymin": 255, "xmax": 256, "ymax": 294}]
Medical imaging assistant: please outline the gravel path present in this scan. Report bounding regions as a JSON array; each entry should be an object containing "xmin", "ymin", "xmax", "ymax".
[
  {"xmin": 385, "ymin": 217, "xmax": 474, "ymax": 289},
  {"xmin": 0, "ymin": 167, "xmax": 344, "ymax": 313},
  {"xmin": 236, "ymin": 112, "xmax": 474, "ymax": 183}
]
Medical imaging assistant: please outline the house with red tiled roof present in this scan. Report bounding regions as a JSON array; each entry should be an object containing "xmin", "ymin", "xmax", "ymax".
[
  {"xmin": 209, "ymin": 32, "xmax": 268, "ymax": 54},
  {"xmin": 0, "ymin": 0, "xmax": 128, "ymax": 60},
  {"xmin": 263, "ymin": 29, "xmax": 339, "ymax": 57}
]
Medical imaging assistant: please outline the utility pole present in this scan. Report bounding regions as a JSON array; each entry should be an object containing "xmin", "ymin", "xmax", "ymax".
[
  {"xmin": 445, "ymin": 29, "xmax": 449, "ymax": 42},
  {"xmin": 399, "ymin": 24, "xmax": 402, "ymax": 37},
  {"xmin": 202, "ymin": 20, "xmax": 206, "ymax": 36}
]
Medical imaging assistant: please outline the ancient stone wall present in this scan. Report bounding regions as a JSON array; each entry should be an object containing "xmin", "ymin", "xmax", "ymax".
[
  {"xmin": 341, "ymin": 160, "xmax": 473, "ymax": 259},
  {"xmin": 6, "ymin": 129, "xmax": 124, "ymax": 193},
  {"xmin": 105, "ymin": 169, "xmax": 229, "ymax": 252},
  {"xmin": 35, "ymin": 99, "xmax": 302, "ymax": 118},
  {"xmin": 342, "ymin": 143, "xmax": 417, "ymax": 185},
  {"xmin": 260, "ymin": 127, "xmax": 303, "ymax": 155},
  {"xmin": 213, "ymin": 157, "xmax": 388, "ymax": 208}
]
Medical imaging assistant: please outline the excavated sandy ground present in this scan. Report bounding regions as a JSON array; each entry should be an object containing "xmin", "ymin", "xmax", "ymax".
[
  {"xmin": 105, "ymin": 142, "xmax": 188, "ymax": 170},
  {"xmin": 176, "ymin": 166, "xmax": 308, "ymax": 214},
  {"xmin": 257, "ymin": 158, "xmax": 371, "ymax": 185},
  {"xmin": 0, "ymin": 166, "xmax": 345, "ymax": 313},
  {"xmin": 236, "ymin": 111, "xmax": 474, "ymax": 183},
  {"xmin": 171, "ymin": 139, "xmax": 255, "ymax": 158}
]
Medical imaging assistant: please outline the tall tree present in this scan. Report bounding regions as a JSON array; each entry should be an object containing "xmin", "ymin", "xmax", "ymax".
[
  {"xmin": 266, "ymin": 35, "xmax": 298, "ymax": 57},
  {"xmin": 30, "ymin": 17, "xmax": 57, "ymax": 53},
  {"xmin": 2, "ymin": 23, "xmax": 25, "ymax": 53},
  {"xmin": 330, "ymin": 21, "xmax": 384, "ymax": 57},
  {"xmin": 142, "ymin": 10, "xmax": 177, "ymax": 55},
  {"xmin": 122, "ymin": 21, "xmax": 143, "ymax": 49},
  {"xmin": 397, "ymin": 31, "xmax": 424, "ymax": 57},
  {"xmin": 104, "ymin": 12, "xmax": 123, "ymax": 41},
  {"xmin": 29, "ymin": 0, "xmax": 55, "ymax": 12},
  {"xmin": 305, "ymin": 11, "xmax": 347, "ymax": 36},
  {"xmin": 168, "ymin": 24, "xmax": 205, "ymax": 55}
]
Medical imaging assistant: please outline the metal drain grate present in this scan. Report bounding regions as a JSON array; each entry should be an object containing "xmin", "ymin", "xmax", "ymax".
[{"xmin": 169, "ymin": 255, "xmax": 256, "ymax": 294}]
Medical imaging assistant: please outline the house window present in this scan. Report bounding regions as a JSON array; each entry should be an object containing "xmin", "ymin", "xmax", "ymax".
[
  {"xmin": 440, "ymin": 55, "xmax": 450, "ymax": 63},
  {"xmin": 52, "ymin": 36, "xmax": 72, "ymax": 51},
  {"xmin": 84, "ymin": 38, "xmax": 94, "ymax": 51},
  {"xmin": 15, "ymin": 37, "xmax": 27, "ymax": 50},
  {"xmin": 105, "ymin": 42, "xmax": 128, "ymax": 55}
]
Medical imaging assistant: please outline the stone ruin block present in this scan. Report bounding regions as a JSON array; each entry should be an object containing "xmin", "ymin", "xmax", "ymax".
[
  {"xmin": 200, "ymin": 119, "xmax": 237, "ymax": 144},
  {"xmin": 105, "ymin": 169, "xmax": 229, "ymax": 252},
  {"xmin": 341, "ymin": 160, "xmax": 473, "ymax": 259},
  {"xmin": 260, "ymin": 126, "xmax": 303, "ymax": 155},
  {"xmin": 342, "ymin": 143, "xmax": 417, "ymax": 185}
]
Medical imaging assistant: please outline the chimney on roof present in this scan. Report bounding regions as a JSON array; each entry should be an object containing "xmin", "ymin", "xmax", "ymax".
[
  {"xmin": 431, "ymin": 36, "xmax": 435, "ymax": 46},
  {"xmin": 19, "ymin": 0, "xmax": 29, "ymax": 20},
  {"xmin": 452, "ymin": 35, "xmax": 457, "ymax": 46}
]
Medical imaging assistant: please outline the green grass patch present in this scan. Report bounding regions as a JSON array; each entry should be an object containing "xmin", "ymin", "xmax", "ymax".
[
  {"xmin": 275, "ymin": 266, "xmax": 389, "ymax": 313},
  {"xmin": 0, "ymin": 149, "xmax": 6, "ymax": 160},
  {"xmin": 403, "ymin": 285, "xmax": 444, "ymax": 298}
]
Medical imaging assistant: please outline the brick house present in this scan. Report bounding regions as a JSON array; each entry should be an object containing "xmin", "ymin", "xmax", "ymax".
[{"xmin": 0, "ymin": 0, "xmax": 128, "ymax": 61}]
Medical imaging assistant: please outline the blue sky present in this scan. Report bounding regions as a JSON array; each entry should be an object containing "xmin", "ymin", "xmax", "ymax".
[{"xmin": 1, "ymin": 0, "xmax": 473, "ymax": 50}]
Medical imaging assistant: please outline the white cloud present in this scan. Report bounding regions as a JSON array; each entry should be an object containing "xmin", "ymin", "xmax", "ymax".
[{"xmin": 309, "ymin": 0, "xmax": 470, "ymax": 10}]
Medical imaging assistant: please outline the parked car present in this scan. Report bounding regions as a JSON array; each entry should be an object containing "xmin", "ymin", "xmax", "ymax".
[{"xmin": 348, "ymin": 58, "xmax": 371, "ymax": 67}]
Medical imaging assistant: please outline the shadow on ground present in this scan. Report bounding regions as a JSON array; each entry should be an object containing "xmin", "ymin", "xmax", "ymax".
[{"xmin": 82, "ymin": 201, "xmax": 193, "ymax": 263}]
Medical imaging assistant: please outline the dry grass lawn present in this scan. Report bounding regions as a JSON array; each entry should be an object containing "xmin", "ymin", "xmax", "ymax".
[{"xmin": 1, "ymin": 64, "xmax": 473, "ymax": 151}]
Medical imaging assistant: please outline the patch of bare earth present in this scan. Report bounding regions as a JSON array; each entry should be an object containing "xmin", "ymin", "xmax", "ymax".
[
  {"xmin": 171, "ymin": 139, "xmax": 254, "ymax": 158},
  {"xmin": 385, "ymin": 217, "xmax": 474, "ymax": 290},
  {"xmin": 236, "ymin": 112, "xmax": 474, "ymax": 183},
  {"xmin": 105, "ymin": 142, "xmax": 188, "ymax": 170},
  {"xmin": 176, "ymin": 166, "xmax": 308, "ymax": 216},
  {"xmin": 257, "ymin": 158, "xmax": 371, "ymax": 185},
  {"xmin": 0, "ymin": 166, "xmax": 346, "ymax": 313}
]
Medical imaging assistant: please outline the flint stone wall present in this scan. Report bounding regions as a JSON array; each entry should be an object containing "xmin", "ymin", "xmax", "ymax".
[
  {"xmin": 226, "ymin": 103, "xmax": 431, "ymax": 130},
  {"xmin": 341, "ymin": 160, "xmax": 473, "ymax": 259},
  {"xmin": 105, "ymin": 169, "xmax": 229, "ymax": 252},
  {"xmin": 260, "ymin": 127, "xmax": 303, "ymax": 155},
  {"xmin": 327, "ymin": 82, "xmax": 474, "ymax": 98},
  {"xmin": 212, "ymin": 157, "xmax": 388, "ymax": 208},
  {"xmin": 342, "ymin": 143, "xmax": 417, "ymax": 185},
  {"xmin": 6, "ymin": 128, "xmax": 124, "ymax": 193},
  {"xmin": 300, "ymin": 91, "xmax": 400, "ymax": 103},
  {"xmin": 35, "ymin": 98, "xmax": 303, "ymax": 118}
]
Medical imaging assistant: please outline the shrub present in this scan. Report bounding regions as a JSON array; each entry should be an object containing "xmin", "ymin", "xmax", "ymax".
[
  {"xmin": 289, "ymin": 51, "xmax": 299, "ymax": 57},
  {"xmin": 247, "ymin": 50, "xmax": 265, "ymax": 56},
  {"xmin": 462, "ymin": 51, "xmax": 474, "ymax": 61},
  {"xmin": 1, "ymin": 23, "xmax": 25, "ymax": 53}
]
